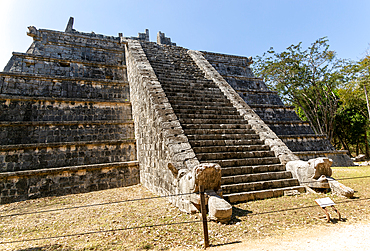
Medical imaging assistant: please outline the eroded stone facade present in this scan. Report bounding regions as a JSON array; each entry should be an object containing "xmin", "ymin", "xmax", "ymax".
[
  {"xmin": 0, "ymin": 18, "xmax": 352, "ymax": 207},
  {"xmin": 0, "ymin": 19, "xmax": 137, "ymax": 203}
]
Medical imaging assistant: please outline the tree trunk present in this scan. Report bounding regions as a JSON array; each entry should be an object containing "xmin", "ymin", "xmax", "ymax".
[
  {"xmin": 335, "ymin": 132, "xmax": 352, "ymax": 157},
  {"xmin": 365, "ymin": 130, "xmax": 370, "ymax": 159},
  {"xmin": 364, "ymin": 85, "xmax": 370, "ymax": 120},
  {"xmin": 365, "ymin": 85, "xmax": 370, "ymax": 159}
]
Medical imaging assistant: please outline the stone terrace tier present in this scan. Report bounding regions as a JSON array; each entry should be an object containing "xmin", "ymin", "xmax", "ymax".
[
  {"xmin": 202, "ymin": 51, "xmax": 353, "ymax": 167},
  {"xmin": 141, "ymin": 42, "xmax": 304, "ymax": 203},
  {"xmin": 0, "ymin": 27, "xmax": 136, "ymax": 172}
]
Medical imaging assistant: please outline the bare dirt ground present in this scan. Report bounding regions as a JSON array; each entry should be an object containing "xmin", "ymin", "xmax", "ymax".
[
  {"xmin": 210, "ymin": 221, "xmax": 370, "ymax": 251},
  {"xmin": 1, "ymin": 166, "xmax": 369, "ymax": 250}
]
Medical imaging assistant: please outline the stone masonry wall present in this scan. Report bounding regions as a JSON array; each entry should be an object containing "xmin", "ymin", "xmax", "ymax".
[
  {"xmin": 281, "ymin": 135, "xmax": 334, "ymax": 152},
  {"xmin": 296, "ymin": 150, "xmax": 353, "ymax": 167},
  {"xmin": 0, "ymin": 140, "xmax": 136, "ymax": 172},
  {"xmin": 6, "ymin": 53, "xmax": 127, "ymax": 81},
  {"xmin": 126, "ymin": 40, "xmax": 199, "ymax": 207},
  {"xmin": 0, "ymin": 23, "xmax": 138, "ymax": 204},
  {"xmin": 0, "ymin": 97, "xmax": 132, "ymax": 122},
  {"xmin": 237, "ymin": 90, "xmax": 284, "ymax": 106},
  {"xmin": 23, "ymin": 28, "xmax": 124, "ymax": 65},
  {"xmin": 252, "ymin": 106, "xmax": 300, "ymax": 121},
  {"xmin": 266, "ymin": 122, "xmax": 315, "ymax": 135},
  {"xmin": 0, "ymin": 122, "xmax": 134, "ymax": 145},
  {"xmin": 0, "ymin": 73, "xmax": 129, "ymax": 100},
  {"xmin": 0, "ymin": 161, "xmax": 139, "ymax": 204}
]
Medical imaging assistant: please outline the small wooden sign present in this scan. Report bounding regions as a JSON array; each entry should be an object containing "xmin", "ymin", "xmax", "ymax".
[
  {"xmin": 314, "ymin": 197, "xmax": 341, "ymax": 222},
  {"xmin": 315, "ymin": 197, "xmax": 335, "ymax": 208}
]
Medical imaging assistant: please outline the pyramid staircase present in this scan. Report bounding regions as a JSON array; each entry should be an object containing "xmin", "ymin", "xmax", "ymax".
[
  {"xmin": 202, "ymin": 52, "xmax": 353, "ymax": 167},
  {"xmin": 140, "ymin": 42, "xmax": 305, "ymax": 203}
]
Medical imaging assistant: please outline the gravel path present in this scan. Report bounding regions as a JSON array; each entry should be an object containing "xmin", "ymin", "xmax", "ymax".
[{"xmin": 210, "ymin": 221, "xmax": 370, "ymax": 251}]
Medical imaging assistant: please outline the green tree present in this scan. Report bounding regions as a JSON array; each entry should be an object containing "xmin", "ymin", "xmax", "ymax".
[
  {"xmin": 336, "ymin": 56, "xmax": 370, "ymax": 157},
  {"xmin": 253, "ymin": 37, "xmax": 345, "ymax": 141}
]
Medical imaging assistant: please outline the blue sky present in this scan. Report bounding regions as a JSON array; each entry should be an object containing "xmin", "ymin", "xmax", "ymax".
[{"xmin": 1, "ymin": 0, "xmax": 370, "ymax": 70}]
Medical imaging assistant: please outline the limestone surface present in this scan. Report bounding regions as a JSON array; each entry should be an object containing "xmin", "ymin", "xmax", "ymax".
[
  {"xmin": 0, "ymin": 17, "xmax": 353, "ymax": 208},
  {"xmin": 286, "ymin": 157, "xmax": 354, "ymax": 198},
  {"xmin": 286, "ymin": 157, "xmax": 333, "ymax": 188}
]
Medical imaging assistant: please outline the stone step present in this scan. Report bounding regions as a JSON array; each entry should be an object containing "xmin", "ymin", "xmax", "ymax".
[
  {"xmin": 221, "ymin": 163, "xmax": 286, "ymax": 176},
  {"xmin": 164, "ymin": 90, "xmax": 225, "ymax": 98},
  {"xmin": 150, "ymin": 62, "xmax": 196, "ymax": 68},
  {"xmin": 169, "ymin": 99, "xmax": 233, "ymax": 107},
  {"xmin": 155, "ymin": 71, "xmax": 204, "ymax": 78},
  {"xmin": 196, "ymin": 150, "xmax": 276, "ymax": 161},
  {"xmin": 163, "ymin": 84, "xmax": 219, "ymax": 92},
  {"xmin": 161, "ymin": 82, "xmax": 217, "ymax": 89},
  {"xmin": 184, "ymin": 128, "xmax": 255, "ymax": 135},
  {"xmin": 160, "ymin": 79, "xmax": 215, "ymax": 84},
  {"xmin": 180, "ymin": 118, "xmax": 247, "ymax": 125},
  {"xmin": 178, "ymin": 113, "xmax": 243, "ymax": 120},
  {"xmin": 173, "ymin": 108, "xmax": 239, "ymax": 116},
  {"xmin": 221, "ymin": 171, "xmax": 293, "ymax": 185},
  {"xmin": 166, "ymin": 96, "xmax": 230, "ymax": 104},
  {"xmin": 201, "ymin": 156, "xmax": 280, "ymax": 167},
  {"xmin": 140, "ymin": 42, "xmax": 307, "ymax": 205},
  {"xmin": 187, "ymin": 133, "xmax": 260, "ymax": 141},
  {"xmin": 171, "ymin": 104, "xmax": 236, "ymax": 112},
  {"xmin": 222, "ymin": 178, "xmax": 299, "ymax": 194},
  {"xmin": 160, "ymin": 80, "xmax": 217, "ymax": 88},
  {"xmin": 193, "ymin": 145, "xmax": 270, "ymax": 154},
  {"xmin": 189, "ymin": 139, "xmax": 265, "ymax": 147},
  {"xmin": 156, "ymin": 70, "xmax": 201, "ymax": 76},
  {"xmin": 149, "ymin": 60, "xmax": 195, "ymax": 66},
  {"xmin": 153, "ymin": 64, "xmax": 198, "ymax": 69},
  {"xmin": 182, "ymin": 123, "xmax": 251, "ymax": 130},
  {"xmin": 223, "ymin": 186, "xmax": 306, "ymax": 203},
  {"xmin": 163, "ymin": 86, "xmax": 222, "ymax": 94},
  {"xmin": 159, "ymin": 78, "xmax": 216, "ymax": 87},
  {"xmin": 148, "ymin": 57, "xmax": 193, "ymax": 62}
]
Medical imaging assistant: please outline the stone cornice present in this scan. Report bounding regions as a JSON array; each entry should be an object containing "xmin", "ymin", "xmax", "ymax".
[
  {"xmin": 0, "ymin": 139, "xmax": 136, "ymax": 151},
  {"xmin": 0, "ymin": 120, "xmax": 134, "ymax": 127},
  {"xmin": 0, "ymin": 72, "xmax": 128, "ymax": 85},
  {"xmin": 12, "ymin": 52, "xmax": 127, "ymax": 69},
  {"xmin": 0, "ymin": 94, "xmax": 131, "ymax": 105}
]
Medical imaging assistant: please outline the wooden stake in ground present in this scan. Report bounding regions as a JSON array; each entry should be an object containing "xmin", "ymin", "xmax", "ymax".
[{"xmin": 199, "ymin": 185, "xmax": 210, "ymax": 248}]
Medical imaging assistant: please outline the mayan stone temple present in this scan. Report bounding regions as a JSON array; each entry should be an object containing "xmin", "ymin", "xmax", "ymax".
[{"xmin": 0, "ymin": 18, "xmax": 353, "ymax": 218}]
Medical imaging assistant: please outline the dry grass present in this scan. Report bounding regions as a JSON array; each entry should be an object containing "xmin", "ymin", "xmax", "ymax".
[{"xmin": 1, "ymin": 166, "xmax": 370, "ymax": 251}]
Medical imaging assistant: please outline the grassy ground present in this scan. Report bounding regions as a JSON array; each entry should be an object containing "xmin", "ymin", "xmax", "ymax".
[{"xmin": 1, "ymin": 165, "xmax": 369, "ymax": 251}]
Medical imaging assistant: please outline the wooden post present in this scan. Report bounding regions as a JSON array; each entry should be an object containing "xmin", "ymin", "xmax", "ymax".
[{"xmin": 199, "ymin": 185, "xmax": 210, "ymax": 249}]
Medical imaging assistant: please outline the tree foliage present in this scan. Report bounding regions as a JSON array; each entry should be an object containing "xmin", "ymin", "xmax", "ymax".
[
  {"xmin": 335, "ymin": 56, "xmax": 370, "ymax": 156},
  {"xmin": 253, "ymin": 37, "xmax": 345, "ymax": 141}
]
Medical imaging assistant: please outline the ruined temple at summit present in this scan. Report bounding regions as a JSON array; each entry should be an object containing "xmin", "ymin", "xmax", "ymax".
[{"xmin": 0, "ymin": 18, "xmax": 353, "ymax": 207}]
